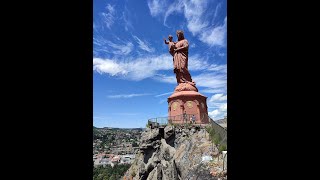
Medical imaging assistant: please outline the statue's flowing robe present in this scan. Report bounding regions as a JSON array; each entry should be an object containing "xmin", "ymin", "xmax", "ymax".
[{"xmin": 173, "ymin": 39, "xmax": 192, "ymax": 84}]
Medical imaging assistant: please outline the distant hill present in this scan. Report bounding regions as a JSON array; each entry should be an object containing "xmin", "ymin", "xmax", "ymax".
[
  {"xmin": 93, "ymin": 126, "xmax": 144, "ymax": 131},
  {"xmin": 215, "ymin": 117, "xmax": 227, "ymax": 129},
  {"xmin": 93, "ymin": 126, "xmax": 144, "ymax": 137},
  {"xmin": 93, "ymin": 126, "xmax": 102, "ymax": 137},
  {"xmin": 215, "ymin": 117, "xmax": 227, "ymax": 124}
]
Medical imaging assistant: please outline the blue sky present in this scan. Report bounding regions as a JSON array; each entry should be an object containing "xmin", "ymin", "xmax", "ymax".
[{"xmin": 93, "ymin": 0, "xmax": 227, "ymax": 128}]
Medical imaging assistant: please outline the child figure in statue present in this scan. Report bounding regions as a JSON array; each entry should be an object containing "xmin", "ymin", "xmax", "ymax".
[{"xmin": 164, "ymin": 35, "xmax": 176, "ymax": 56}]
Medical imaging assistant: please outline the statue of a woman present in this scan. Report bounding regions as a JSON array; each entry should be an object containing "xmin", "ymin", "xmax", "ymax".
[{"xmin": 170, "ymin": 30, "xmax": 198, "ymax": 92}]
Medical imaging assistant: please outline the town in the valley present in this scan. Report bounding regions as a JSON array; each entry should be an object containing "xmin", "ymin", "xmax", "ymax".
[{"xmin": 93, "ymin": 127, "xmax": 143, "ymax": 167}]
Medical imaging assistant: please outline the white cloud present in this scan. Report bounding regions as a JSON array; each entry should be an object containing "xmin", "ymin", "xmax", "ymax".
[
  {"xmin": 208, "ymin": 103, "xmax": 227, "ymax": 120},
  {"xmin": 219, "ymin": 103, "xmax": 227, "ymax": 111},
  {"xmin": 93, "ymin": 53, "xmax": 217, "ymax": 81},
  {"xmin": 122, "ymin": 7, "xmax": 134, "ymax": 31},
  {"xmin": 193, "ymin": 73, "xmax": 226, "ymax": 90},
  {"xmin": 207, "ymin": 63, "xmax": 227, "ymax": 73},
  {"xmin": 106, "ymin": 4, "xmax": 115, "ymax": 13},
  {"xmin": 107, "ymin": 93, "xmax": 151, "ymax": 99},
  {"xmin": 155, "ymin": 92, "xmax": 173, "ymax": 97},
  {"xmin": 183, "ymin": 0, "xmax": 209, "ymax": 35},
  {"xmin": 207, "ymin": 93, "xmax": 227, "ymax": 110},
  {"xmin": 163, "ymin": 1, "xmax": 184, "ymax": 27},
  {"xmin": 101, "ymin": 4, "xmax": 116, "ymax": 29},
  {"xmin": 199, "ymin": 17, "xmax": 227, "ymax": 46},
  {"xmin": 153, "ymin": 74, "xmax": 177, "ymax": 84},
  {"xmin": 93, "ymin": 54, "xmax": 226, "ymax": 89},
  {"xmin": 201, "ymin": 88, "xmax": 225, "ymax": 94},
  {"xmin": 209, "ymin": 94, "xmax": 227, "ymax": 102},
  {"xmin": 152, "ymin": 72, "xmax": 227, "ymax": 95},
  {"xmin": 208, "ymin": 109, "xmax": 219, "ymax": 117},
  {"xmin": 93, "ymin": 54, "xmax": 171, "ymax": 80},
  {"xmin": 149, "ymin": 62, "xmax": 227, "ymax": 93},
  {"xmin": 108, "ymin": 41, "xmax": 134, "ymax": 55},
  {"xmin": 148, "ymin": 0, "xmax": 165, "ymax": 17},
  {"xmin": 149, "ymin": 0, "xmax": 227, "ymax": 47},
  {"xmin": 93, "ymin": 36, "xmax": 134, "ymax": 55},
  {"xmin": 93, "ymin": 58, "xmax": 128, "ymax": 76},
  {"xmin": 188, "ymin": 55, "xmax": 210, "ymax": 70},
  {"xmin": 133, "ymin": 35, "xmax": 155, "ymax": 52}
]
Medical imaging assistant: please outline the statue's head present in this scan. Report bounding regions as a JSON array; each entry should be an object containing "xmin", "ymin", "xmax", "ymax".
[
  {"xmin": 168, "ymin": 35, "xmax": 173, "ymax": 41},
  {"xmin": 176, "ymin": 30, "xmax": 185, "ymax": 40}
]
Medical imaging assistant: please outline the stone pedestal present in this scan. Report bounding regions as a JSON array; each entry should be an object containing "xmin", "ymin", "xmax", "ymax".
[{"xmin": 167, "ymin": 90, "xmax": 209, "ymax": 124}]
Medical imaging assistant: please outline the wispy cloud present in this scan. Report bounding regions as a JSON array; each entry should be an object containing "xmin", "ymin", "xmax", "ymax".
[
  {"xmin": 153, "ymin": 72, "xmax": 227, "ymax": 94},
  {"xmin": 93, "ymin": 36, "xmax": 134, "ymax": 55},
  {"xmin": 148, "ymin": 0, "xmax": 226, "ymax": 47},
  {"xmin": 193, "ymin": 73, "xmax": 226, "ymax": 90},
  {"xmin": 207, "ymin": 63, "xmax": 227, "ymax": 73},
  {"xmin": 159, "ymin": 99, "xmax": 168, "ymax": 104},
  {"xmin": 93, "ymin": 58, "xmax": 128, "ymax": 76},
  {"xmin": 94, "ymin": 54, "xmax": 171, "ymax": 80},
  {"xmin": 152, "ymin": 74, "xmax": 177, "ymax": 84},
  {"xmin": 155, "ymin": 92, "xmax": 173, "ymax": 97},
  {"xmin": 112, "ymin": 113, "xmax": 139, "ymax": 116},
  {"xmin": 161, "ymin": 0, "xmax": 208, "ymax": 35},
  {"xmin": 148, "ymin": 0, "xmax": 166, "ymax": 17},
  {"xmin": 107, "ymin": 93, "xmax": 152, "ymax": 99},
  {"xmin": 183, "ymin": 0, "xmax": 209, "ymax": 35},
  {"xmin": 207, "ymin": 93, "xmax": 227, "ymax": 108},
  {"xmin": 122, "ymin": 6, "xmax": 134, "ymax": 31},
  {"xmin": 212, "ymin": 2, "xmax": 222, "ymax": 23},
  {"xmin": 108, "ymin": 41, "xmax": 134, "ymax": 55},
  {"xmin": 101, "ymin": 4, "xmax": 116, "ymax": 29},
  {"xmin": 199, "ymin": 17, "xmax": 227, "ymax": 46},
  {"xmin": 133, "ymin": 35, "xmax": 155, "ymax": 52},
  {"xmin": 93, "ymin": 54, "xmax": 226, "ymax": 90},
  {"xmin": 201, "ymin": 88, "xmax": 226, "ymax": 94},
  {"xmin": 209, "ymin": 93, "xmax": 227, "ymax": 102},
  {"xmin": 164, "ymin": 1, "xmax": 183, "ymax": 27}
]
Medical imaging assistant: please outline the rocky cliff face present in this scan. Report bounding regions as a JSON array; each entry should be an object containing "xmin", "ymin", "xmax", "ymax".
[{"xmin": 123, "ymin": 125, "xmax": 227, "ymax": 180}]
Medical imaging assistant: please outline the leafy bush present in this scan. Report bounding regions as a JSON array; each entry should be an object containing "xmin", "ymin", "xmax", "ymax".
[
  {"xmin": 219, "ymin": 144, "xmax": 227, "ymax": 152},
  {"xmin": 131, "ymin": 170, "xmax": 136, "ymax": 177},
  {"xmin": 213, "ymin": 133, "xmax": 221, "ymax": 145},
  {"xmin": 205, "ymin": 126, "xmax": 216, "ymax": 142},
  {"xmin": 93, "ymin": 164, "xmax": 131, "ymax": 180}
]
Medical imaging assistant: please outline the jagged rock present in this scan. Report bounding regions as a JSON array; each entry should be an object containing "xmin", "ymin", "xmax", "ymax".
[
  {"xmin": 191, "ymin": 128, "xmax": 196, "ymax": 134},
  {"xmin": 123, "ymin": 125, "xmax": 224, "ymax": 180},
  {"xmin": 159, "ymin": 139, "xmax": 176, "ymax": 161},
  {"xmin": 138, "ymin": 162, "xmax": 146, "ymax": 177},
  {"xmin": 164, "ymin": 126, "xmax": 174, "ymax": 139},
  {"xmin": 161, "ymin": 159, "xmax": 178, "ymax": 180},
  {"xmin": 146, "ymin": 164, "xmax": 164, "ymax": 180}
]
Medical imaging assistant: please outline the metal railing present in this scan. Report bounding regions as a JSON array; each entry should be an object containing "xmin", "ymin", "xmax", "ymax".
[
  {"xmin": 147, "ymin": 114, "xmax": 227, "ymax": 147},
  {"xmin": 148, "ymin": 114, "xmax": 201, "ymax": 126}
]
